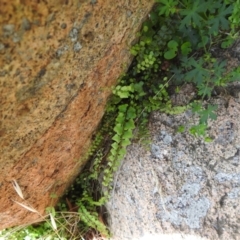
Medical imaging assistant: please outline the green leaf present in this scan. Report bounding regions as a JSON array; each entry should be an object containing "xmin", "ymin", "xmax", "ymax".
[
  {"xmin": 199, "ymin": 104, "xmax": 218, "ymax": 123},
  {"xmin": 133, "ymin": 82, "xmax": 146, "ymax": 97},
  {"xmin": 207, "ymin": 4, "xmax": 233, "ymax": 34},
  {"xmin": 197, "ymin": 84, "xmax": 213, "ymax": 98},
  {"xmin": 197, "ymin": 35, "xmax": 209, "ymax": 48},
  {"xmin": 164, "ymin": 40, "xmax": 178, "ymax": 59},
  {"xmin": 228, "ymin": 67, "xmax": 240, "ymax": 82},
  {"xmin": 185, "ymin": 57, "xmax": 210, "ymax": 85},
  {"xmin": 157, "ymin": 0, "xmax": 178, "ymax": 17},
  {"xmin": 164, "ymin": 50, "xmax": 176, "ymax": 59},
  {"xmin": 116, "ymin": 91, "xmax": 129, "ymax": 99},
  {"xmin": 191, "ymin": 102, "xmax": 202, "ymax": 113},
  {"xmin": 180, "ymin": 0, "xmax": 207, "ymax": 29},
  {"xmin": 110, "ymin": 148, "xmax": 117, "ymax": 157},
  {"xmin": 189, "ymin": 123, "xmax": 207, "ymax": 137},
  {"xmin": 112, "ymin": 134, "xmax": 121, "ymax": 143},
  {"xmin": 221, "ymin": 38, "xmax": 234, "ymax": 48},
  {"xmin": 212, "ymin": 60, "xmax": 226, "ymax": 79},
  {"xmin": 168, "ymin": 40, "xmax": 178, "ymax": 49},
  {"xmin": 121, "ymin": 138, "xmax": 131, "ymax": 147},
  {"xmin": 116, "ymin": 112, "xmax": 125, "ymax": 123},
  {"xmin": 102, "ymin": 181, "xmax": 108, "ymax": 187},
  {"xmin": 118, "ymin": 104, "xmax": 128, "ymax": 112},
  {"xmin": 130, "ymin": 48, "xmax": 138, "ymax": 56},
  {"xmin": 181, "ymin": 42, "xmax": 192, "ymax": 55},
  {"xmin": 113, "ymin": 123, "xmax": 123, "ymax": 135},
  {"xmin": 108, "ymin": 155, "xmax": 115, "ymax": 162},
  {"xmin": 118, "ymin": 148, "xmax": 127, "ymax": 158},
  {"xmin": 111, "ymin": 142, "xmax": 119, "ymax": 150},
  {"xmin": 122, "ymin": 130, "xmax": 133, "ymax": 139},
  {"xmin": 115, "ymin": 85, "xmax": 134, "ymax": 98},
  {"xmin": 127, "ymin": 106, "xmax": 137, "ymax": 119},
  {"xmin": 108, "ymin": 161, "xmax": 113, "ymax": 167},
  {"xmin": 112, "ymin": 166, "xmax": 119, "ymax": 171},
  {"xmin": 124, "ymin": 119, "xmax": 135, "ymax": 130}
]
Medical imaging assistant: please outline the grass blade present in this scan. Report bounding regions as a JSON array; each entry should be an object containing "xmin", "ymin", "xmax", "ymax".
[
  {"xmin": 12, "ymin": 179, "xmax": 24, "ymax": 199},
  {"xmin": 13, "ymin": 200, "xmax": 38, "ymax": 213}
]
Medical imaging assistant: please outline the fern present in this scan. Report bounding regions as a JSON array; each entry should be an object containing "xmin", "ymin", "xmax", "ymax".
[
  {"xmin": 77, "ymin": 201, "xmax": 109, "ymax": 237},
  {"xmin": 102, "ymin": 104, "xmax": 136, "ymax": 188}
]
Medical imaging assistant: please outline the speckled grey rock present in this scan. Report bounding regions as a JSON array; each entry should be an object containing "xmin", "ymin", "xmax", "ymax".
[{"xmin": 106, "ymin": 86, "xmax": 240, "ymax": 240}]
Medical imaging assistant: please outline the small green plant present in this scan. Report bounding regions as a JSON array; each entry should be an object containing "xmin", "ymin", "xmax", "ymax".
[
  {"xmin": 154, "ymin": 0, "xmax": 240, "ymax": 136},
  {"xmin": 77, "ymin": 201, "xmax": 109, "ymax": 236},
  {"xmin": 164, "ymin": 40, "xmax": 178, "ymax": 59},
  {"xmin": 102, "ymin": 104, "xmax": 136, "ymax": 187}
]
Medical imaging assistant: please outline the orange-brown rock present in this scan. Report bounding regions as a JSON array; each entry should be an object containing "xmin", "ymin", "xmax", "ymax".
[{"xmin": 0, "ymin": 0, "xmax": 154, "ymax": 229}]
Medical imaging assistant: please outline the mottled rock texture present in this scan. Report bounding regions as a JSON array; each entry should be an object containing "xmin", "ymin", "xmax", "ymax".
[
  {"xmin": 0, "ymin": 0, "xmax": 154, "ymax": 229},
  {"xmin": 107, "ymin": 85, "xmax": 240, "ymax": 240}
]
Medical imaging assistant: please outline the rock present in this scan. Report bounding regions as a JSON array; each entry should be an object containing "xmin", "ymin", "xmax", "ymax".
[
  {"xmin": 0, "ymin": 0, "xmax": 154, "ymax": 230},
  {"xmin": 106, "ymin": 86, "xmax": 240, "ymax": 240}
]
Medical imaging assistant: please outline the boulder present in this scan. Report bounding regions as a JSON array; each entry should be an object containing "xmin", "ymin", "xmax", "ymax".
[
  {"xmin": 107, "ymin": 86, "xmax": 240, "ymax": 239},
  {"xmin": 0, "ymin": 0, "xmax": 154, "ymax": 229}
]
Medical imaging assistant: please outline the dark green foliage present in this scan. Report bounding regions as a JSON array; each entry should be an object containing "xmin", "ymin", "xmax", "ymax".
[{"xmin": 153, "ymin": 0, "xmax": 240, "ymax": 137}]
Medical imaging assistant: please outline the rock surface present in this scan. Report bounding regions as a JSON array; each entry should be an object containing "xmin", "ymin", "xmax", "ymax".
[
  {"xmin": 107, "ymin": 85, "xmax": 240, "ymax": 240},
  {"xmin": 0, "ymin": 0, "xmax": 154, "ymax": 229}
]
